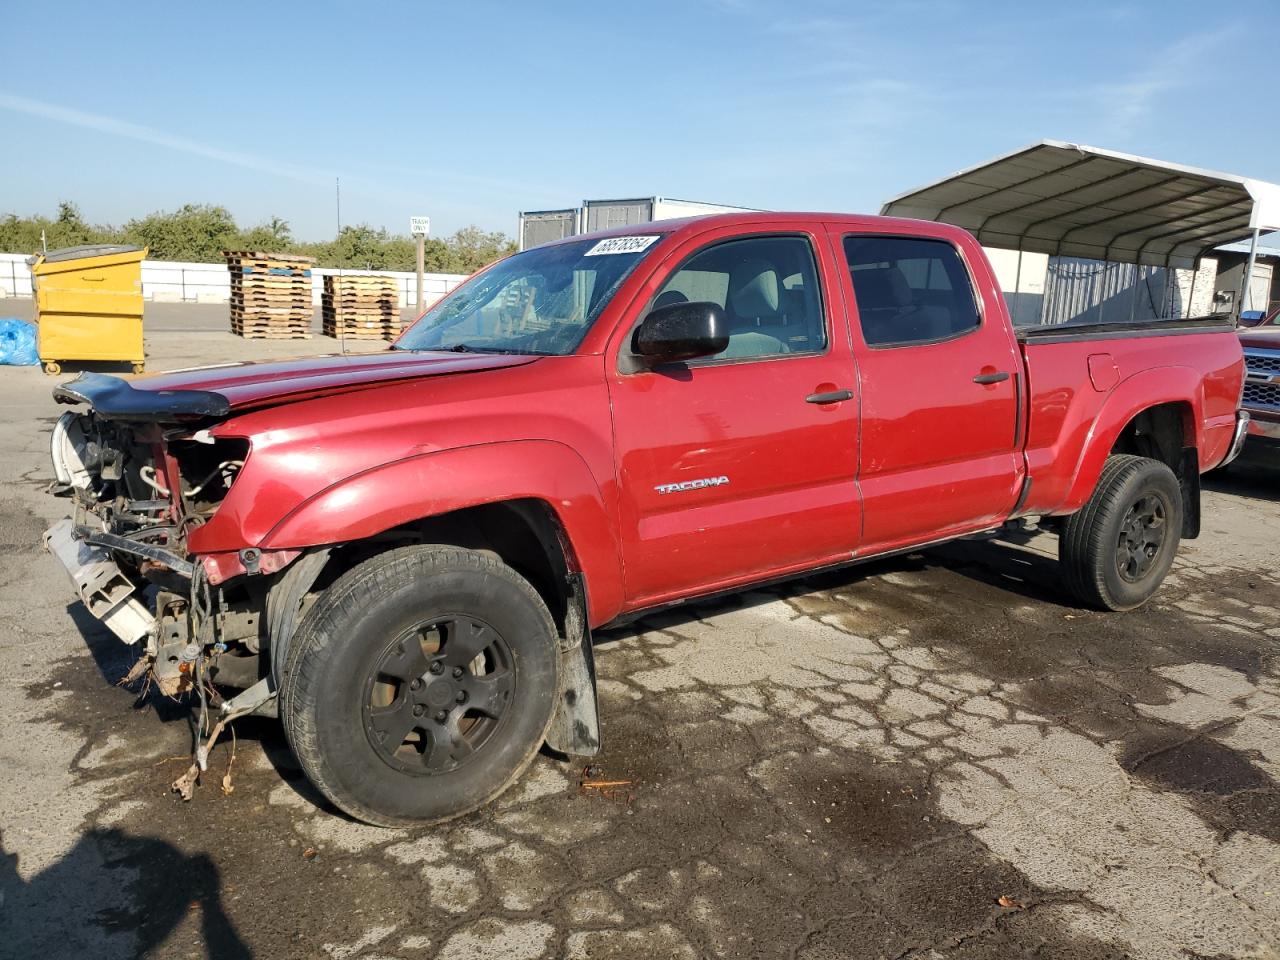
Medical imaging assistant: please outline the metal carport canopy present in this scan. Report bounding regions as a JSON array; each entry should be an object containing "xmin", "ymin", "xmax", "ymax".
[{"xmin": 880, "ymin": 140, "xmax": 1280, "ymax": 269}]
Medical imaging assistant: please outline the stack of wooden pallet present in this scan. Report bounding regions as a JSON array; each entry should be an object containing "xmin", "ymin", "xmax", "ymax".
[
  {"xmin": 322, "ymin": 274, "xmax": 400, "ymax": 340},
  {"xmin": 224, "ymin": 251, "xmax": 315, "ymax": 339}
]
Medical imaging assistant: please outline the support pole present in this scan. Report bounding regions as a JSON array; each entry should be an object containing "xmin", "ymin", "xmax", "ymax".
[
  {"xmin": 1012, "ymin": 248, "xmax": 1023, "ymax": 326},
  {"xmin": 1128, "ymin": 265, "xmax": 1141, "ymax": 322},
  {"xmin": 1236, "ymin": 227, "xmax": 1261, "ymax": 320},
  {"xmin": 1098, "ymin": 263, "xmax": 1109, "ymax": 324},
  {"xmin": 1186, "ymin": 263, "xmax": 1198, "ymax": 319},
  {"xmin": 1159, "ymin": 269, "xmax": 1171, "ymax": 320},
  {"xmin": 415, "ymin": 233, "xmax": 425, "ymax": 316}
]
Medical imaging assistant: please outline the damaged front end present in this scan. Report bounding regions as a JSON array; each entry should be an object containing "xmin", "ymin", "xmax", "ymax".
[{"xmin": 43, "ymin": 373, "xmax": 288, "ymax": 791}]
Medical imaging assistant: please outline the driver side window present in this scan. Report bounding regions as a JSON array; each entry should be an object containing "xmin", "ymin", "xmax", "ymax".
[{"xmin": 654, "ymin": 235, "xmax": 827, "ymax": 360}]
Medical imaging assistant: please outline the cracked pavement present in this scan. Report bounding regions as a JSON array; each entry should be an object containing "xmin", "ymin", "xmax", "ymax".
[{"xmin": 1, "ymin": 324, "xmax": 1278, "ymax": 960}]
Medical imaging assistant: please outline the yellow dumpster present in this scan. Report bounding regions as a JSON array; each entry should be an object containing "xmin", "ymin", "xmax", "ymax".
[{"xmin": 29, "ymin": 244, "xmax": 147, "ymax": 375}]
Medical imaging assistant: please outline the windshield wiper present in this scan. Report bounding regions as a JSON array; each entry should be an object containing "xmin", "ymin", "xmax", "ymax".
[{"xmin": 444, "ymin": 344, "xmax": 553, "ymax": 356}]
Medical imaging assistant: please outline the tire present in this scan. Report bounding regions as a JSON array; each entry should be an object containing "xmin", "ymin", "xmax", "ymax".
[
  {"xmin": 280, "ymin": 544, "xmax": 560, "ymax": 827},
  {"xmin": 1059, "ymin": 454, "xmax": 1183, "ymax": 611}
]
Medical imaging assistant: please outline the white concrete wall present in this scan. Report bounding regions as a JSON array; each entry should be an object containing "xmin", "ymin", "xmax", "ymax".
[
  {"xmin": 0, "ymin": 253, "xmax": 469, "ymax": 310},
  {"xmin": 982, "ymin": 247, "xmax": 1049, "ymax": 326},
  {"xmin": 142, "ymin": 260, "xmax": 233, "ymax": 303},
  {"xmin": 981, "ymin": 246, "xmax": 1219, "ymax": 324},
  {"xmin": 0, "ymin": 254, "xmax": 32, "ymax": 298},
  {"xmin": 1175, "ymin": 257, "xmax": 1219, "ymax": 318}
]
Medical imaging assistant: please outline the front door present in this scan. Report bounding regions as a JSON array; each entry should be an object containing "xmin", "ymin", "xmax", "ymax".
[
  {"xmin": 836, "ymin": 231, "xmax": 1024, "ymax": 551},
  {"xmin": 608, "ymin": 228, "xmax": 860, "ymax": 606}
]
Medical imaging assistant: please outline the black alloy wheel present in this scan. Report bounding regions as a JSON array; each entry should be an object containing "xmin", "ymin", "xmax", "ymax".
[
  {"xmin": 1115, "ymin": 494, "xmax": 1168, "ymax": 583},
  {"xmin": 280, "ymin": 544, "xmax": 560, "ymax": 826},
  {"xmin": 1060, "ymin": 454, "xmax": 1183, "ymax": 611},
  {"xmin": 363, "ymin": 614, "xmax": 514, "ymax": 774}
]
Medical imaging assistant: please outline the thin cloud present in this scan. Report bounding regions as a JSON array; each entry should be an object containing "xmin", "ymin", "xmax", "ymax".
[
  {"xmin": 0, "ymin": 91, "xmax": 335, "ymax": 186},
  {"xmin": 1088, "ymin": 26, "xmax": 1239, "ymax": 136},
  {"xmin": 0, "ymin": 91, "xmax": 570, "ymax": 221}
]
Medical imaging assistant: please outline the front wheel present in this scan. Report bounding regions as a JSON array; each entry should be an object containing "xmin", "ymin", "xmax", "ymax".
[
  {"xmin": 1059, "ymin": 454, "xmax": 1183, "ymax": 611},
  {"xmin": 280, "ymin": 544, "xmax": 560, "ymax": 826}
]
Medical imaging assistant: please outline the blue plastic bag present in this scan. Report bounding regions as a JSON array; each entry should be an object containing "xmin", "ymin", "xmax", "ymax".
[{"xmin": 0, "ymin": 318, "xmax": 38, "ymax": 366}]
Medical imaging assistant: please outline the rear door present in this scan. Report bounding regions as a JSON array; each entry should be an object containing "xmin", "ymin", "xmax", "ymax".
[
  {"xmin": 606, "ymin": 225, "xmax": 860, "ymax": 605},
  {"xmin": 835, "ymin": 230, "xmax": 1024, "ymax": 550}
]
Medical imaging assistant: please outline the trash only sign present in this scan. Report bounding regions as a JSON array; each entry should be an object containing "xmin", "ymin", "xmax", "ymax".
[{"xmin": 410, "ymin": 217, "xmax": 430, "ymax": 237}]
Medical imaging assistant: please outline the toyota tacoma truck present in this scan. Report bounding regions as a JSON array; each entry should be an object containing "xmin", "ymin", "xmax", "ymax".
[{"xmin": 42, "ymin": 213, "xmax": 1248, "ymax": 826}]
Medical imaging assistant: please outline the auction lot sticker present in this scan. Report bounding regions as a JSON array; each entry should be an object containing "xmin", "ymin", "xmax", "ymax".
[{"xmin": 584, "ymin": 235, "xmax": 661, "ymax": 256}]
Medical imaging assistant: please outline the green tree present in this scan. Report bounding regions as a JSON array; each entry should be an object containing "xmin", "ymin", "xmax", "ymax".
[
  {"xmin": 0, "ymin": 201, "xmax": 113, "ymax": 255},
  {"xmin": 433, "ymin": 225, "xmax": 516, "ymax": 273},
  {"xmin": 0, "ymin": 203, "xmax": 514, "ymax": 272},
  {"xmin": 238, "ymin": 215, "xmax": 294, "ymax": 252},
  {"xmin": 298, "ymin": 224, "xmax": 417, "ymax": 270},
  {"xmin": 123, "ymin": 204, "xmax": 241, "ymax": 261},
  {"xmin": 0, "ymin": 213, "xmax": 45, "ymax": 256},
  {"xmin": 51, "ymin": 201, "xmax": 101, "ymax": 247}
]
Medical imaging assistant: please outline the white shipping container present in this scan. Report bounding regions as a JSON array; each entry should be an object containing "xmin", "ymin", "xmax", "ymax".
[{"xmin": 581, "ymin": 197, "xmax": 757, "ymax": 234}]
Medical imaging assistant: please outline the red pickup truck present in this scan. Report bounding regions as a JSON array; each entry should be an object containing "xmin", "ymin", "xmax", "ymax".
[{"xmin": 43, "ymin": 212, "xmax": 1247, "ymax": 826}]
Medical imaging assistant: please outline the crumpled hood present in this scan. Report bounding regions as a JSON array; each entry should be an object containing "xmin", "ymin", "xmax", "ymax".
[{"xmin": 54, "ymin": 350, "xmax": 541, "ymax": 422}]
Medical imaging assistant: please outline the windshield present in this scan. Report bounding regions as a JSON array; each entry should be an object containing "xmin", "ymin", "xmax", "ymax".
[{"xmin": 396, "ymin": 235, "xmax": 663, "ymax": 355}]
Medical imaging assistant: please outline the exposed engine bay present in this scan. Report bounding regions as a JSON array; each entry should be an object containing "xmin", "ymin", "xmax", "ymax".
[{"xmin": 43, "ymin": 409, "xmax": 276, "ymax": 791}]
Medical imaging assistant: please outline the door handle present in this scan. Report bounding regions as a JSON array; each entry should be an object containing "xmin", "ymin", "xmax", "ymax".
[
  {"xmin": 972, "ymin": 371, "xmax": 1010, "ymax": 385},
  {"xmin": 806, "ymin": 389, "xmax": 853, "ymax": 404}
]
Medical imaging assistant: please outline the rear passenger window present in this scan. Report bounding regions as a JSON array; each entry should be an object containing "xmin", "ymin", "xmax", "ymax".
[
  {"xmin": 653, "ymin": 235, "xmax": 827, "ymax": 360},
  {"xmin": 843, "ymin": 236, "xmax": 980, "ymax": 347}
]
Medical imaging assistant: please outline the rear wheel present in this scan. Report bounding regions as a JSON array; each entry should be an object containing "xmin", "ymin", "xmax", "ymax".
[
  {"xmin": 1059, "ymin": 454, "xmax": 1182, "ymax": 611},
  {"xmin": 280, "ymin": 544, "xmax": 560, "ymax": 826}
]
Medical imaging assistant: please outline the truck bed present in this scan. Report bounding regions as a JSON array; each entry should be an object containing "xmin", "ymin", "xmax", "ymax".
[{"xmin": 1017, "ymin": 319, "xmax": 1244, "ymax": 517}]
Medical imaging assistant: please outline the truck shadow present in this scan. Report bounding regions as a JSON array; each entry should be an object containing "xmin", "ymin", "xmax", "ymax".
[
  {"xmin": 56, "ymin": 604, "xmax": 413, "ymax": 826},
  {"xmin": 63, "ymin": 602, "xmax": 190, "ymax": 723},
  {"xmin": 0, "ymin": 827, "xmax": 252, "ymax": 960},
  {"xmin": 597, "ymin": 532, "xmax": 1074, "ymax": 650},
  {"xmin": 1204, "ymin": 456, "xmax": 1280, "ymax": 504},
  {"xmin": 925, "ymin": 535, "xmax": 1071, "ymax": 605},
  {"xmin": 60, "ymin": 603, "xmax": 341, "ymax": 813}
]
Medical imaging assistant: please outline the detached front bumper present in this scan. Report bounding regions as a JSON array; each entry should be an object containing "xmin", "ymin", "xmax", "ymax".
[{"xmin": 43, "ymin": 517, "xmax": 155, "ymax": 645}]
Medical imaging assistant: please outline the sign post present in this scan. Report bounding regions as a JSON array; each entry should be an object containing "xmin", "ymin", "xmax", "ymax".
[{"xmin": 410, "ymin": 216, "xmax": 430, "ymax": 313}]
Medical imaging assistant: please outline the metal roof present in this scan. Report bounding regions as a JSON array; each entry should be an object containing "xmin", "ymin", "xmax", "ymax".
[{"xmin": 880, "ymin": 140, "xmax": 1280, "ymax": 269}]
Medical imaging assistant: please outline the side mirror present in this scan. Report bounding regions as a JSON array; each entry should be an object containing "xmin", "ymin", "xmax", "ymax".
[{"xmin": 632, "ymin": 301, "xmax": 728, "ymax": 364}]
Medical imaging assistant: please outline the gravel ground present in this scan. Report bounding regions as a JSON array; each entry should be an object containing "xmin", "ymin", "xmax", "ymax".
[{"xmin": 0, "ymin": 318, "xmax": 1278, "ymax": 960}]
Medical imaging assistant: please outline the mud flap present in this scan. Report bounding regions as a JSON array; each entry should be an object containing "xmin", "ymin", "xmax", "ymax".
[
  {"xmin": 545, "ymin": 575, "xmax": 601, "ymax": 756},
  {"xmin": 1179, "ymin": 448, "xmax": 1201, "ymax": 539}
]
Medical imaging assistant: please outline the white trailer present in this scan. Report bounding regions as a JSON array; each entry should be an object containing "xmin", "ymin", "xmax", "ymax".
[{"xmin": 518, "ymin": 197, "xmax": 758, "ymax": 250}]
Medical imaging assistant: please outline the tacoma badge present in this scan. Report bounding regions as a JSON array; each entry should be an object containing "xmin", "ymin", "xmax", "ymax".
[{"xmin": 654, "ymin": 475, "xmax": 730, "ymax": 495}]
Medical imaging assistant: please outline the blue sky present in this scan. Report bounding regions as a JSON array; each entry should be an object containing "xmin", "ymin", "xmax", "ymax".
[{"xmin": 2, "ymin": 0, "xmax": 1277, "ymax": 241}]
